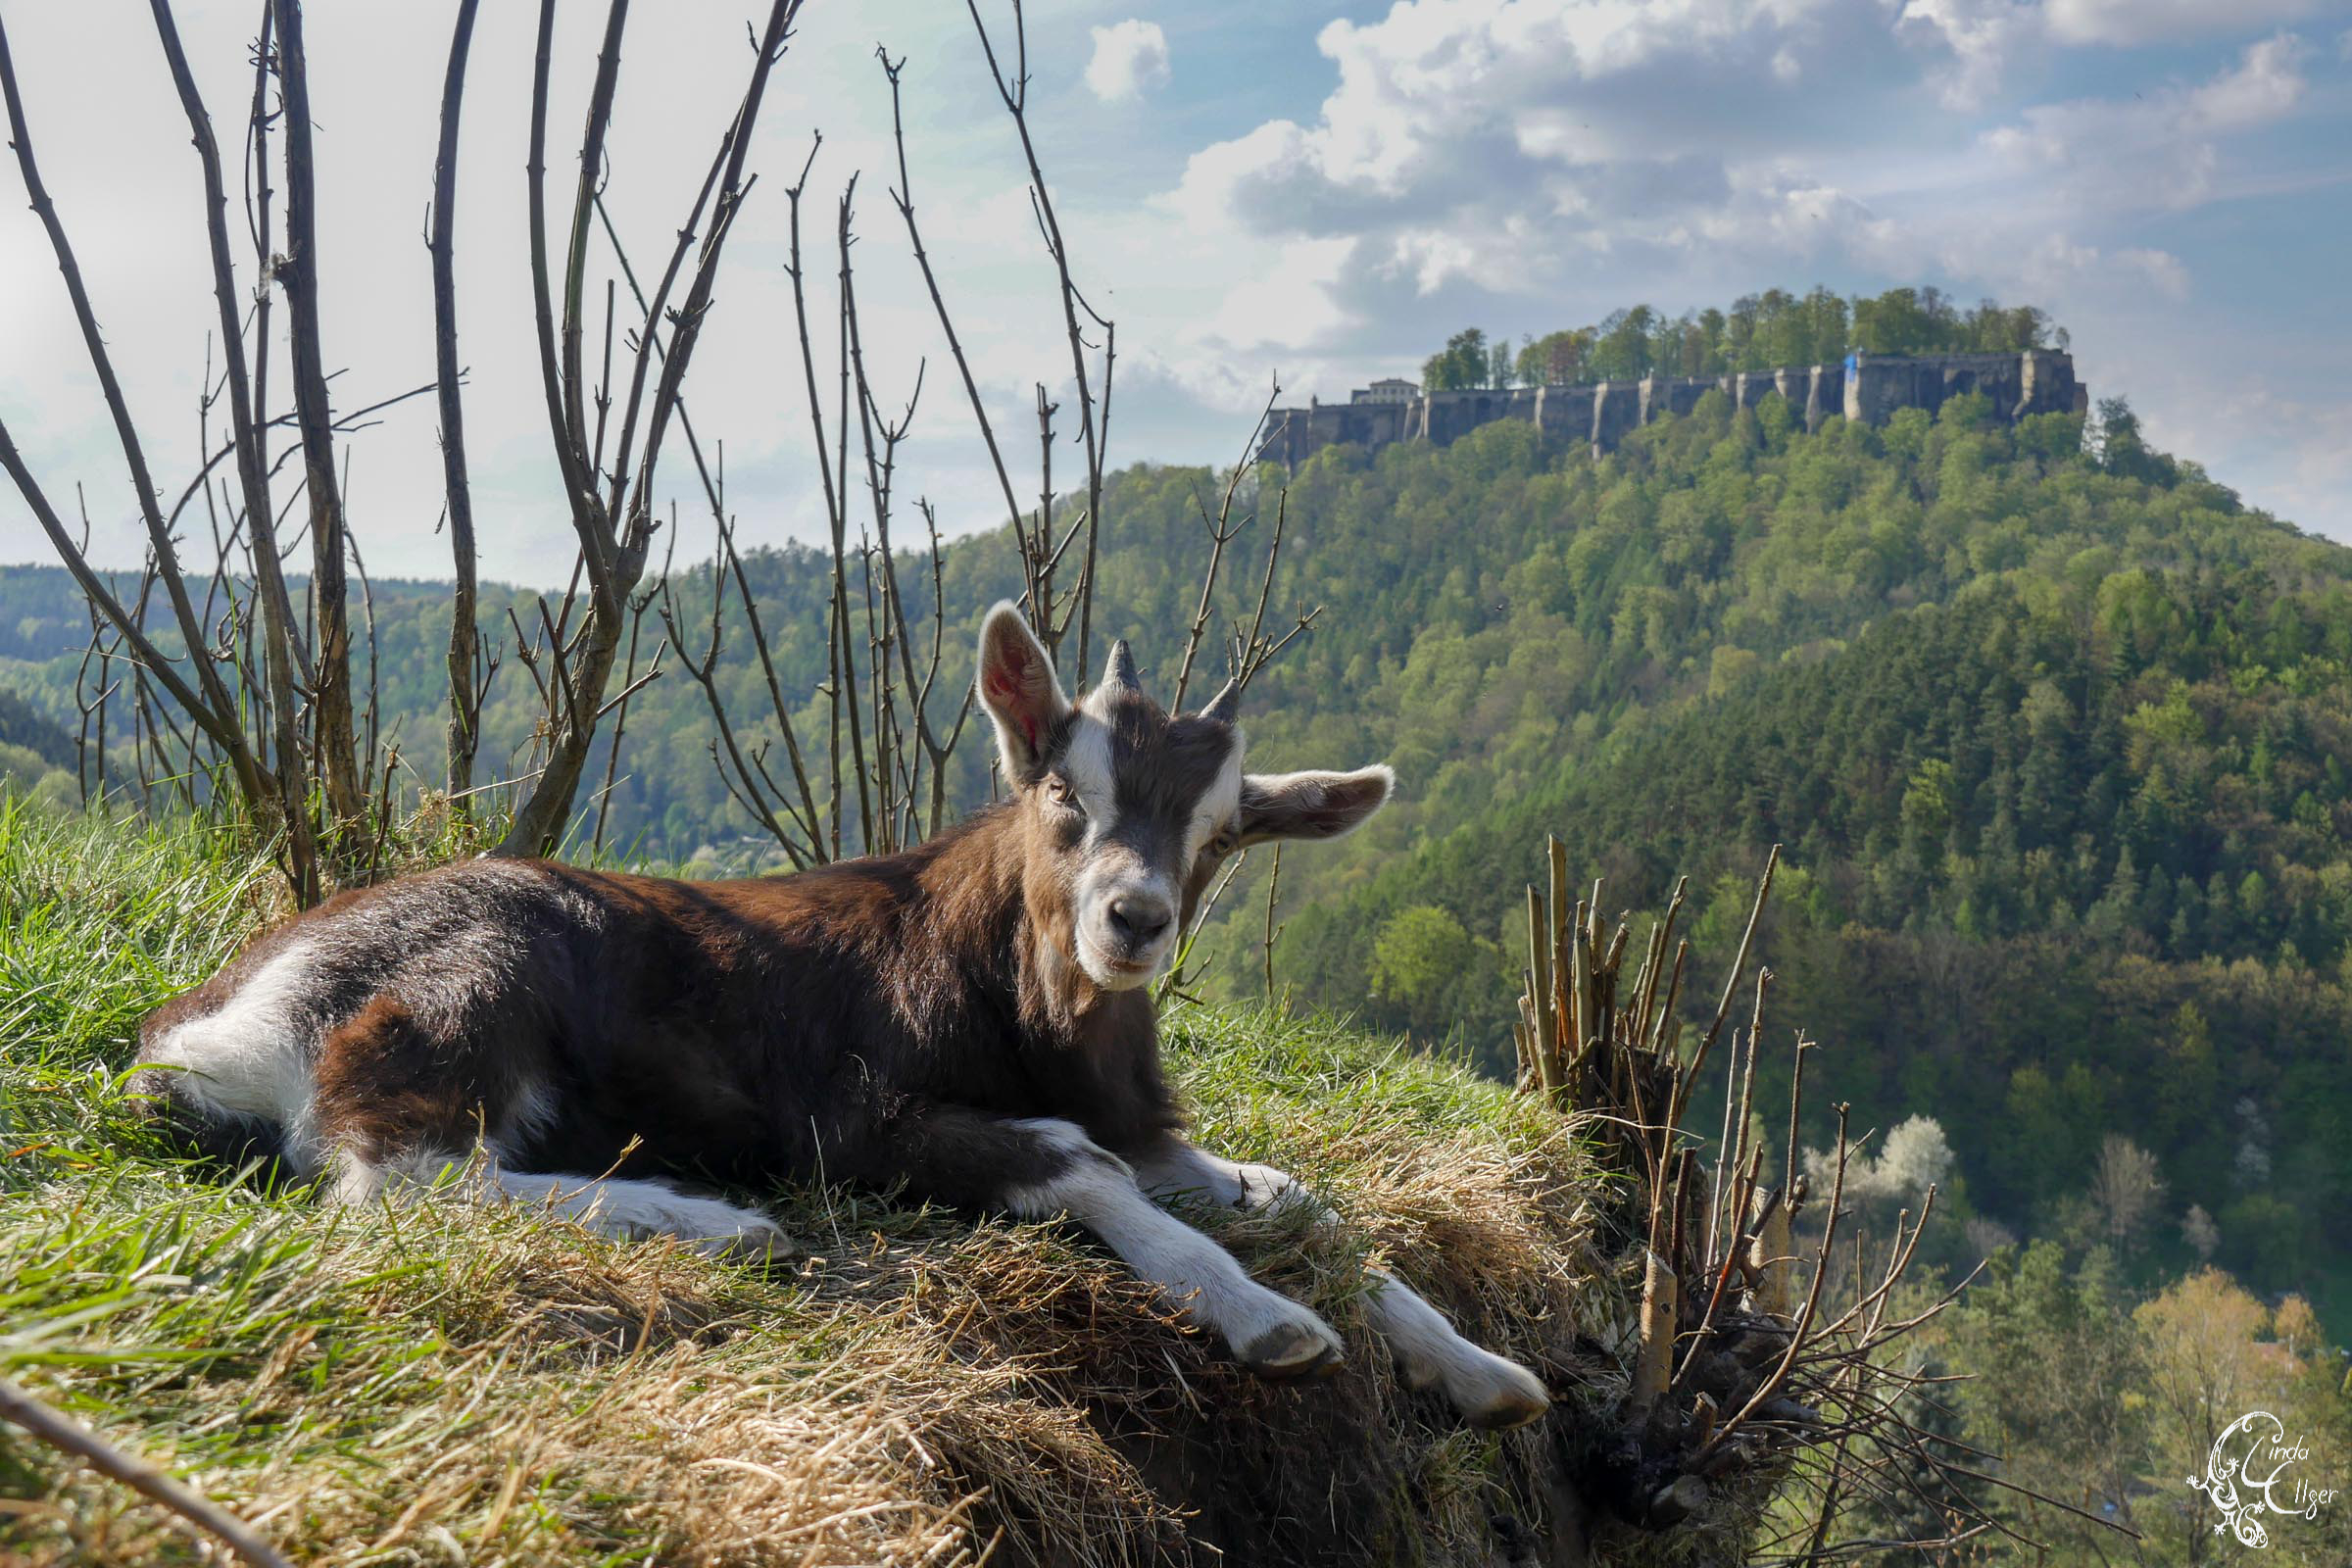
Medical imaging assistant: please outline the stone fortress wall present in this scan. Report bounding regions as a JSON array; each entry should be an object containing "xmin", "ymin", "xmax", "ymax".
[{"xmin": 1257, "ymin": 350, "xmax": 2086, "ymax": 469}]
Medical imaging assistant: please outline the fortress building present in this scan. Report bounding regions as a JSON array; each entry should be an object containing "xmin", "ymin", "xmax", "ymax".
[{"xmin": 1257, "ymin": 349, "xmax": 2085, "ymax": 469}]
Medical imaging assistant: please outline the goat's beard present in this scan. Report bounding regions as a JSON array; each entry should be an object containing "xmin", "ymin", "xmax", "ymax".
[
  {"xmin": 1075, "ymin": 928, "xmax": 1166, "ymax": 993},
  {"xmin": 1028, "ymin": 912, "xmax": 1163, "ymax": 996}
]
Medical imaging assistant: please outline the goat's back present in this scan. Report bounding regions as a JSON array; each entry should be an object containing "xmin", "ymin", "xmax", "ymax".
[{"xmin": 131, "ymin": 848, "xmax": 1177, "ymax": 1194}]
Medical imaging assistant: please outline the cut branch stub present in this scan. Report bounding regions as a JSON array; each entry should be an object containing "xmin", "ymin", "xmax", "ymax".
[{"xmin": 1511, "ymin": 845, "xmax": 2002, "ymax": 1550}]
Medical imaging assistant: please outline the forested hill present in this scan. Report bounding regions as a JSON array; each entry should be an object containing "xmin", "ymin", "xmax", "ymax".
[
  {"xmin": 1220, "ymin": 393, "xmax": 2352, "ymax": 1320},
  {"xmin": 4, "ymin": 385, "xmax": 2348, "ymax": 1315}
]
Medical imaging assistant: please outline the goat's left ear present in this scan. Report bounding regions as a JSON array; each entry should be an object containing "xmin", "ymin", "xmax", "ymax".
[
  {"xmin": 976, "ymin": 601, "xmax": 1071, "ymax": 782},
  {"xmin": 1237, "ymin": 765, "xmax": 1394, "ymax": 846}
]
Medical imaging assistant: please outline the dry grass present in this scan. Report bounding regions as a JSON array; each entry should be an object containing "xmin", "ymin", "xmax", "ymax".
[{"xmin": 1, "ymin": 806, "xmax": 1650, "ymax": 1566}]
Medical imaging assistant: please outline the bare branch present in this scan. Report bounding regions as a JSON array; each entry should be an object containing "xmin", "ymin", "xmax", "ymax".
[
  {"xmin": 503, "ymin": 0, "xmax": 802, "ymax": 855},
  {"xmin": 0, "ymin": 9, "xmax": 274, "ymax": 819},
  {"xmin": 0, "ymin": 1377, "xmax": 292, "ymax": 1568},
  {"xmin": 876, "ymin": 49, "xmax": 1024, "ymax": 567},
  {"xmin": 270, "ymin": 0, "xmax": 366, "ymax": 831},
  {"xmin": 959, "ymin": 0, "xmax": 1114, "ymax": 670},
  {"xmin": 431, "ymin": 0, "xmax": 485, "ymax": 806}
]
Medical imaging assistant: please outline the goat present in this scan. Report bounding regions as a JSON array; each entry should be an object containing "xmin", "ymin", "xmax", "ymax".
[{"xmin": 131, "ymin": 605, "xmax": 1549, "ymax": 1429}]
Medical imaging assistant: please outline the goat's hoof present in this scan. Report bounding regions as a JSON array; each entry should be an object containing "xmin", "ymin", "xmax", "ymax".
[
  {"xmin": 1239, "ymin": 1319, "xmax": 1345, "ymax": 1381},
  {"xmin": 1458, "ymin": 1359, "xmax": 1550, "ymax": 1431}
]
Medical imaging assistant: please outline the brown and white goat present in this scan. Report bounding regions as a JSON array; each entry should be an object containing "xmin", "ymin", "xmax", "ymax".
[{"xmin": 132, "ymin": 606, "xmax": 1548, "ymax": 1428}]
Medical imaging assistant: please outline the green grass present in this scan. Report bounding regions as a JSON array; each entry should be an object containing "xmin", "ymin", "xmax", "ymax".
[{"xmin": 0, "ymin": 799, "xmax": 1627, "ymax": 1567}]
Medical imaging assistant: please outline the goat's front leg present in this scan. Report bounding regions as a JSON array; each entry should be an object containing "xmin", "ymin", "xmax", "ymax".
[
  {"xmin": 877, "ymin": 1106, "xmax": 1344, "ymax": 1379},
  {"xmin": 1130, "ymin": 1137, "xmax": 1550, "ymax": 1430}
]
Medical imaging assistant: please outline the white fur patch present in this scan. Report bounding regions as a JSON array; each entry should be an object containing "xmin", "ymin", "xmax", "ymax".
[
  {"xmin": 485, "ymin": 1170, "xmax": 785, "ymax": 1255},
  {"xmin": 1060, "ymin": 712, "xmax": 1117, "ymax": 831},
  {"xmin": 1135, "ymin": 1138, "xmax": 1544, "ymax": 1419},
  {"xmin": 335, "ymin": 1149, "xmax": 786, "ymax": 1258},
  {"xmin": 1132, "ymin": 1139, "xmax": 1302, "ymax": 1210},
  {"xmin": 142, "ymin": 937, "xmax": 328, "ymax": 1175},
  {"xmin": 1076, "ymin": 680, "xmax": 1122, "ymax": 725},
  {"xmin": 1184, "ymin": 742, "xmax": 1244, "ymax": 876},
  {"xmin": 1360, "ymin": 1267, "xmax": 1547, "ymax": 1416},
  {"xmin": 1004, "ymin": 1119, "xmax": 1337, "ymax": 1356}
]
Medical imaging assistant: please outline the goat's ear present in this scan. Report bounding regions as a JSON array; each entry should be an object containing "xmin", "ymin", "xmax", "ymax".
[
  {"xmin": 1236, "ymin": 765, "xmax": 1393, "ymax": 846},
  {"xmin": 976, "ymin": 601, "xmax": 1071, "ymax": 782}
]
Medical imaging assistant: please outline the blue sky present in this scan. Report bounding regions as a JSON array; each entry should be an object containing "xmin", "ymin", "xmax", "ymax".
[{"xmin": 3, "ymin": 0, "xmax": 2349, "ymax": 586}]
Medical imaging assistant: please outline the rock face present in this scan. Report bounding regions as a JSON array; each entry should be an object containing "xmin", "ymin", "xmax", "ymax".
[
  {"xmin": 1257, "ymin": 350, "xmax": 2084, "ymax": 468},
  {"xmin": 1842, "ymin": 347, "xmax": 2081, "ymax": 427}
]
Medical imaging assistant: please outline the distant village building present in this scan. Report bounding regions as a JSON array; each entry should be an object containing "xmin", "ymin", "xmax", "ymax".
[{"xmin": 1257, "ymin": 350, "xmax": 2085, "ymax": 470}]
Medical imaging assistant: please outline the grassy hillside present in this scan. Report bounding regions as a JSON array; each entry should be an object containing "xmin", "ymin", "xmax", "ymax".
[{"xmin": 0, "ymin": 801, "xmax": 1655, "ymax": 1567}]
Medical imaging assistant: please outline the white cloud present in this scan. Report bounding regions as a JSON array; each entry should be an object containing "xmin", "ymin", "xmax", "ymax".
[
  {"xmin": 1901, "ymin": 0, "xmax": 2317, "ymax": 108},
  {"xmin": 1085, "ymin": 20, "xmax": 1170, "ymax": 104},
  {"xmin": 2187, "ymin": 31, "xmax": 2310, "ymax": 127},
  {"xmin": 2045, "ymin": 0, "xmax": 2317, "ymax": 48},
  {"xmin": 1166, "ymin": 0, "xmax": 1869, "ymax": 261},
  {"xmin": 1897, "ymin": 0, "xmax": 2044, "ymax": 109},
  {"xmin": 1198, "ymin": 237, "xmax": 1355, "ymax": 353},
  {"xmin": 1979, "ymin": 35, "xmax": 2309, "ymax": 212}
]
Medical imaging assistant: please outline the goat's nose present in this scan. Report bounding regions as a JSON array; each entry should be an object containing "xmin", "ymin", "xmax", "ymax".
[{"xmin": 1107, "ymin": 894, "xmax": 1172, "ymax": 947}]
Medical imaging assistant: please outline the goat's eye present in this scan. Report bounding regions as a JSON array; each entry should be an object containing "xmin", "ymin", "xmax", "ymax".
[
  {"xmin": 1207, "ymin": 827, "xmax": 1238, "ymax": 857},
  {"xmin": 1045, "ymin": 776, "xmax": 1080, "ymax": 811}
]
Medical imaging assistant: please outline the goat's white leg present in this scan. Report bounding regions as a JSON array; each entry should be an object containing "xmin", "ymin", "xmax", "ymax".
[
  {"xmin": 1133, "ymin": 1138, "xmax": 1549, "ymax": 1429},
  {"xmin": 332, "ymin": 1148, "xmax": 788, "ymax": 1258},
  {"xmin": 1005, "ymin": 1119, "xmax": 1344, "ymax": 1379}
]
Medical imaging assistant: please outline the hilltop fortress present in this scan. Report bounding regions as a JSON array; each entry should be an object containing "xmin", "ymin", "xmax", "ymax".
[{"xmin": 1257, "ymin": 349, "xmax": 2087, "ymax": 468}]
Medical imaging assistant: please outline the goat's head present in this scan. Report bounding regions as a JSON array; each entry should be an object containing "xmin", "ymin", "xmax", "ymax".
[{"xmin": 976, "ymin": 602, "xmax": 1392, "ymax": 993}]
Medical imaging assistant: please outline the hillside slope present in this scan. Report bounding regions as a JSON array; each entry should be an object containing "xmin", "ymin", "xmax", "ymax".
[{"xmin": 1277, "ymin": 581, "xmax": 2352, "ymax": 1304}]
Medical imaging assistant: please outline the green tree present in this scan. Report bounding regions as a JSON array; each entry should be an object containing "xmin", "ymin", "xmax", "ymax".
[
  {"xmin": 1590, "ymin": 306, "xmax": 1656, "ymax": 380},
  {"xmin": 2093, "ymin": 396, "xmax": 2177, "ymax": 486},
  {"xmin": 1515, "ymin": 327, "xmax": 1592, "ymax": 386},
  {"xmin": 1948, "ymin": 1242, "xmax": 2152, "ymax": 1550},
  {"xmin": 1422, "ymin": 328, "xmax": 1490, "ymax": 392},
  {"xmin": 1367, "ymin": 905, "xmax": 1499, "ymax": 1047}
]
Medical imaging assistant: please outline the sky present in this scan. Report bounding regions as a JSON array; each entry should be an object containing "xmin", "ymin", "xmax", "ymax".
[{"xmin": 3, "ymin": 0, "xmax": 2349, "ymax": 589}]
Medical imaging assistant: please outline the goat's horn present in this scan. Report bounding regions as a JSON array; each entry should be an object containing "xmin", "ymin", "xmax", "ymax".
[
  {"xmin": 1104, "ymin": 639, "xmax": 1142, "ymax": 694},
  {"xmin": 1198, "ymin": 677, "xmax": 1242, "ymax": 725}
]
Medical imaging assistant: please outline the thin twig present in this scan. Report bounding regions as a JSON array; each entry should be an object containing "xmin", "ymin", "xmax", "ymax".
[{"xmin": 0, "ymin": 1378, "xmax": 293, "ymax": 1568}]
